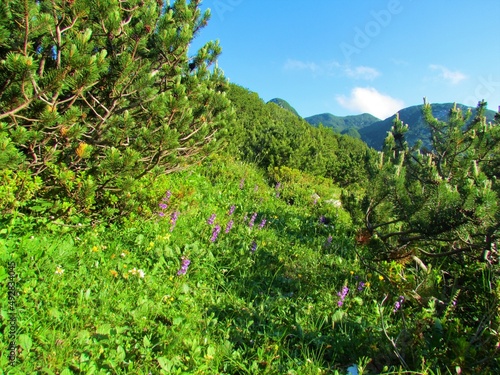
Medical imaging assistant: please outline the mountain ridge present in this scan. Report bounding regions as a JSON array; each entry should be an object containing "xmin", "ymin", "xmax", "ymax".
[{"xmin": 358, "ymin": 102, "xmax": 498, "ymax": 150}]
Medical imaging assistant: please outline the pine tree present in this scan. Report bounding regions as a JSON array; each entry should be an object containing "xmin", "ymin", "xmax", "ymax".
[
  {"xmin": 0, "ymin": 0, "xmax": 233, "ymax": 216},
  {"xmin": 363, "ymin": 100, "xmax": 500, "ymax": 263}
]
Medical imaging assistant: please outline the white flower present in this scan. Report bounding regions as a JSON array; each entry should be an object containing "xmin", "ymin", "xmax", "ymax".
[
  {"xmin": 138, "ymin": 269, "xmax": 145, "ymax": 278},
  {"xmin": 55, "ymin": 266, "xmax": 64, "ymax": 275}
]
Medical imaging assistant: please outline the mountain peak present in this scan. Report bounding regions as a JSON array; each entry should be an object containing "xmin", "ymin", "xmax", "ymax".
[
  {"xmin": 305, "ymin": 112, "xmax": 381, "ymax": 133},
  {"xmin": 267, "ymin": 98, "xmax": 301, "ymax": 117}
]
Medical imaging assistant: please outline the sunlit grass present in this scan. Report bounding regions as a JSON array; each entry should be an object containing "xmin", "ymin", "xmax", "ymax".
[{"xmin": 0, "ymin": 156, "xmax": 488, "ymax": 374}]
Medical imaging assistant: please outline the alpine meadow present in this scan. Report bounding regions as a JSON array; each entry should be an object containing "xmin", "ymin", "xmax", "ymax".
[{"xmin": 1, "ymin": 1, "xmax": 499, "ymax": 374}]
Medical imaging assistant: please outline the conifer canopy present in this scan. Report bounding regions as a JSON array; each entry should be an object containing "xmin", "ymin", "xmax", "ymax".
[{"xmin": 0, "ymin": 0, "xmax": 233, "ymax": 216}]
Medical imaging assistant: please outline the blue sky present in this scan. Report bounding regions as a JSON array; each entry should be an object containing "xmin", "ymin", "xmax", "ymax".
[{"xmin": 190, "ymin": 1, "xmax": 500, "ymax": 120}]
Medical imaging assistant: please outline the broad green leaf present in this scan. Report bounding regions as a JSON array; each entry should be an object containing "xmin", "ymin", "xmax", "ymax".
[
  {"xmin": 96, "ymin": 324, "xmax": 111, "ymax": 336},
  {"xmin": 157, "ymin": 356, "xmax": 173, "ymax": 371},
  {"xmin": 19, "ymin": 334, "xmax": 32, "ymax": 353}
]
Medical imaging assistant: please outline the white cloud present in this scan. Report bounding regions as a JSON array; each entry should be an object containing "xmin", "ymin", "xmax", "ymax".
[
  {"xmin": 284, "ymin": 59, "xmax": 379, "ymax": 80},
  {"xmin": 284, "ymin": 59, "xmax": 322, "ymax": 74},
  {"xmin": 344, "ymin": 65, "xmax": 380, "ymax": 80},
  {"xmin": 429, "ymin": 64, "xmax": 467, "ymax": 85},
  {"xmin": 336, "ymin": 87, "xmax": 404, "ymax": 119}
]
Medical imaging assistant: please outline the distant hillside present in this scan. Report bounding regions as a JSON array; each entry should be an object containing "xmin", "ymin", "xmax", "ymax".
[
  {"xmin": 305, "ymin": 113, "xmax": 380, "ymax": 133},
  {"xmin": 359, "ymin": 103, "xmax": 498, "ymax": 150},
  {"xmin": 267, "ymin": 98, "xmax": 300, "ymax": 117}
]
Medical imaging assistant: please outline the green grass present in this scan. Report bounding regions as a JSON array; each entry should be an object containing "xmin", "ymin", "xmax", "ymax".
[{"xmin": 0, "ymin": 156, "xmax": 495, "ymax": 374}]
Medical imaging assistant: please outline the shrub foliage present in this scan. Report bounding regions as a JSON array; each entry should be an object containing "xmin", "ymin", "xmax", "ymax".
[{"xmin": 0, "ymin": 0, "xmax": 233, "ymax": 216}]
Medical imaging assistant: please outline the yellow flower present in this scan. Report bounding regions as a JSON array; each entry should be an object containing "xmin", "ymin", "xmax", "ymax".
[
  {"xmin": 149, "ymin": 242, "xmax": 154, "ymax": 248},
  {"xmin": 55, "ymin": 266, "xmax": 64, "ymax": 275},
  {"xmin": 123, "ymin": 264, "xmax": 127, "ymax": 268},
  {"xmin": 350, "ymin": 271, "xmax": 354, "ymax": 275},
  {"xmin": 365, "ymin": 282, "xmax": 371, "ymax": 288},
  {"xmin": 109, "ymin": 270, "xmax": 118, "ymax": 278},
  {"xmin": 123, "ymin": 273, "xmax": 129, "ymax": 279},
  {"xmin": 378, "ymin": 275, "xmax": 384, "ymax": 281},
  {"xmin": 163, "ymin": 295, "xmax": 174, "ymax": 303},
  {"xmin": 92, "ymin": 246, "xmax": 98, "ymax": 252}
]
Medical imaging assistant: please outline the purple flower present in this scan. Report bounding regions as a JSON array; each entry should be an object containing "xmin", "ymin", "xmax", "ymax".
[
  {"xmin": 319, "ymin": 215, "xmax": 326, "ymax": 224},
  {"xmin": 258, "ymin": 218, "xmax": 267, "ymax": 229},
  {"xmin": 225, "ymin": 220, "xmax": 234, "ymax": 234},
  {"xmin": 250, "ymin": 241, "xmax": 258, "ymax": 253},
  {"xmin": 177, "ymin": 257, "xmax": 190, "ymax": 275},
  {"xmin": 239, "ymin": 178, "xmax": 245, "ymax": 189},
  {"xmin": 163, "ymin": 190, "xmax": 172, "ymax": 202},
  {"xmin": 248, "ymin": 212, "xmax": 257, "ymax": 228},
  {"xmin": 327, "ymin": 235, "xmax": 333, "ymax": 244},
  {"xmin": 275, "ymin": 182, "xmax": 281, "ymax": 190},
  {"xmin": 337, "ymin": 285, "xmax": 349, "ymax": 307},
  {"xmin": 228, "ymin": 205, "xmax": 236, "ymax": 216},
  {"xmin": 170, "ymin": 211, "xmax": 179, "ymax": 231},
  {"xmin": 159, "ymin": 202, "xmax": 168, "ymax": 210},
  {"xmin": 158, "ymin": 211, "xmax": 165, "ymax": 217},
  {"xmin": 210, "ymin": 224, "xmax": 221, "ymax": 242},
  {"xmin": 393, "ymin": 296, "xmax": 404, "ymax": 313},
  {"xmin": 357, "ymin": 282, "xmax": 366, "ymax": 291},
  {"xmin": 207, "ymin": 213, "xmax": 216, "ymax": 225}
]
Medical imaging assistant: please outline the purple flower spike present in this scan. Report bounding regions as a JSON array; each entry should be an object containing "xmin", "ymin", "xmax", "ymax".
[
  {"xmin": 210, "ymin": 224, "xmax": 221, "ymax": 242},
  {"xmin": 228, "ymin": 205, "xmax": 236, "ymax": 216},
  {"xmin": 207, "ymin": 213, "xmax": 216, "ymax": 225},
  {"xmin": 393, "ymin": 296, "xmax": 405, "ymax": 313},
  {"xmin": 170, "ymin": 211, "xmax": 179, "ymax": 231},
  {"xmin": 337, "ymin": 285, "xmax": 349, "ymax": 307},
  {"xmin": 177, "ymin": 257, "xmax": 190, "ymax": 275},
  {"xmin": 159, "ymin": 202, "xmax": 168, "ymax": 210},
  {"xmin": 248, "ymin": 212, "xmax": 258, "ymax": 228},
  {"xmin": 259, "ymin": 218, "xmax": 267, "ymax": 229},
  {"xmin": 225, "ymin": 220, "xmax": 234, "ymax": 234},
  {"xmin": 250, "ymin": 241, "xmax": 258, "ymax": 253}
]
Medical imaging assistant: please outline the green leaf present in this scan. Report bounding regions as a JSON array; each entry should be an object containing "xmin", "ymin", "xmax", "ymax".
[
  {"xmin": 96, "ymin": 324, "xmax": 111, "ymax": 336},
  {"xmin": 181, "ymin": 283, "xmax": 190, "ymax": 293},
  {"xmin": 331, "ymin": 310, "xmax": 345, "ymax": 323},
  {"xmin": 18, "ymin": 334, "xmax": 32, "ymax": 353},
  {"xmin": 172, "ymin": 317, "xmax": 183, "ymax": 326},
  {"xmin": 158, "ymin": 356, "xmax": 173, "ymax": 371},
  {"xmin": 49, "ymin": 307, "xmax": 61, "ymax": 319},
  {"xmin": 116, "ymin": 345, "xmax": 126, "ymax": 362}
]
